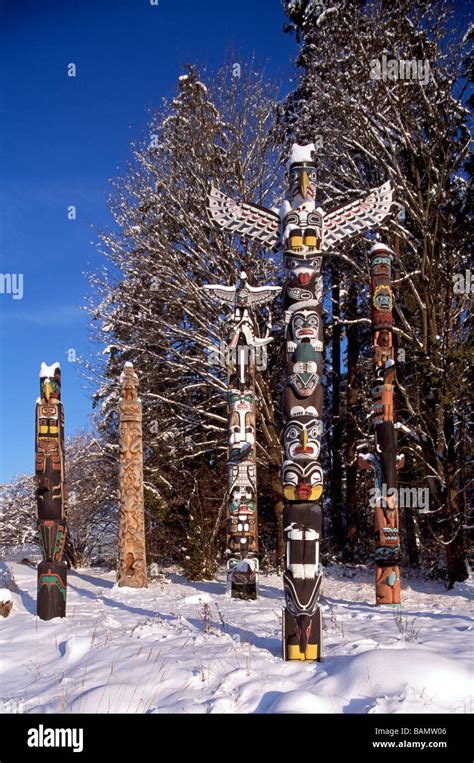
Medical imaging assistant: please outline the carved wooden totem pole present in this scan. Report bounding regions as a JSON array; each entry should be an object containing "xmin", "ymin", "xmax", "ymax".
[
  {"xmin": 35, "ymin": 362, "xmax": 68, "ymax": 620},
  {"xmin": 207, "ymin": 143, "xmax": 393, "ymax": 659},
  {"xmin": 203, "ymin": 272, "xmax": 280, "ymax": 599},
  {"xmin": 358, "ymin": 242, "xmax": 404, "ymax": 605},
  {"xmin": 117, "ymin": 362, "xmax": 148, "ymax": 588}
]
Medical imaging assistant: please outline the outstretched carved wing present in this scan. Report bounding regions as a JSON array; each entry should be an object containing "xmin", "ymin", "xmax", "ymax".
[
  {"xmin": 322, "ymin": 181, "xmax": 394, "ymax": 252},
  {"xmin": 246, "ymin": 285, "xmax": 281, "ymax": 307},
  {"xmin": 207, "ymin": 186, "xmax": 281, "ymax": 249},
  {"xmin": 202, "ymin": 283, "xmax": 237, "ymax": 304}
]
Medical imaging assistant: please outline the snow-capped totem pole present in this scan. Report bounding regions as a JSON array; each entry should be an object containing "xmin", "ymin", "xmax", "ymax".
[
  {"xmin": 203, "ymin": 273, "xmax": 280, "ymax": 599},
  {"xmin": 35, "ymin": 362, "xmax": 68, "ymax": 620},
  {"xmin": 207, "ymin": 143, "xmax": 393, "ymax": 659},
  {"xmin": 358, "ymin": 243, "xmax": 404, "ymax": 605},
  {"xmin": 117, "ymin": 362, "xmax": 148, "ymax": 588}
]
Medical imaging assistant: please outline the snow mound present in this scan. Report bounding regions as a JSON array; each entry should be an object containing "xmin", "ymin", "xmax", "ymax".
[
  {"xmin": 266, "ymin": 690, "xmax": 334, "ymax": 714},
  {"xmin": 320, "ymin": 648, "xmax": 473, "ymax": 709},
  {"xmin": 183, "ymin": 592, "xmax": 212, "ymax": 604},
  {"xmin": 0, "ymin": 588, "xmax": 13, "ymax": 603}
]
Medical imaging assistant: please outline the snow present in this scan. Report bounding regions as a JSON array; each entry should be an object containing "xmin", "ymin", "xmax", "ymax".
[
  {"xmin": 288, "ymin": 142, "xmax": 316, "ymax": 167},
  {"xmin": 369, "ymin": 242, "xmax": 393, "ymax": 254},
  {"xmin": 0, "ymin": 588, "xmax": 13, "ymax": 603},
  {"xmin": 0, "ymin": 561, "xmax": 472, "ymax": 714},
  {"xmin": 39, "ymin": 362, "xmax": 60, "ymax": 377}
]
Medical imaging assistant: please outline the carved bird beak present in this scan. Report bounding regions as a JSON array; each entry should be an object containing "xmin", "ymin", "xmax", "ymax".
[
  {"xmin": 300, "ymin": 169, "xmax": 309, "ymax": 198},
  {"xmin": 44, "ymin": 380, "xmax": 52, "ymax": 401},
  {"xmin": 302, "ymin": 427, "xmax": 308, "ymax": 450}
]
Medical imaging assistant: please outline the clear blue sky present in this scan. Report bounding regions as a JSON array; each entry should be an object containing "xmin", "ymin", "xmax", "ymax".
[{"xmin": 0, "ymin": 0, "xmax": 296, "ymax": 482}]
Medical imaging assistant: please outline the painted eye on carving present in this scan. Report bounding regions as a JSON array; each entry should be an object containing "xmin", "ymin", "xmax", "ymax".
[
  {"xmin": 308, "ymin": 316, "xmax": 318, "ymax": 327},
  {"xmin": 309, "ymin": 425, "xmax": 321, "ymax": 438},
  {"xmin": 284, "ymin": 470, "xmax": 298, "ymax": 485},
  {"xmin": 310, "ymin": 171, "xmax": 317, "ymax": 180},
  {"xmin": 293, "ymin": 317, "xmax": 304, "ymax": 329},
  {"xmin": 286, "ymin": 426, "xmax": 300, "ymax": 440}
]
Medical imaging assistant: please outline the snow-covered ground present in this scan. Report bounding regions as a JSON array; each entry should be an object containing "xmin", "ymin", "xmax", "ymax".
[{"xmin": 0, "ymin": 560, "xmax": 472, "ymax": 714}]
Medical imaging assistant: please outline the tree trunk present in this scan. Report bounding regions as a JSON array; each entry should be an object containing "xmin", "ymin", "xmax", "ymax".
[
  {"xmin": 444, "ymin": 407, "xmax": 468, "ymax": 586},
  {"xmin": 330, "ymin": 266, "xmax": 343, "ymax": 550},
  {"xmin": 345, "ymin": 281, "xmax": 359, "ymax": 558}
]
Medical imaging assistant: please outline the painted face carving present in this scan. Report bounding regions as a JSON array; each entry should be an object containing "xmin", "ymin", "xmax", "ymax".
[
  {"xmin": 291, "ymin": 309, "xmax": 320, "ymax": 341},
  {"xmin": 284, "ymin": 417, "xmax": 322, "ymax": 461},
  {"xmin": 229, "ymin": 486, "xmax": 256, "ymax": 515},
  {"xmin": 286, "ymin": 340, "xmax": 322, "ymax": 397},
  {"xmin": 373, "ymin": 284, "xmax": 392, "ymax": 312},
  {"xmin": 282, "ymin": 461, "xmax": 323, "ymax": 501},
  {"xmin": 228, "ymin": 390, "xmax": 255, "ymax": 460},
  {"xmin": 289, "ymin": 163, "xmax": 317, "ymax": 203},
  {"xmin": 371, "ymin": 255, "xmax": 392, "ymax": 277},
  {"xmin": 285, "ymin": 254, "xmax": 322, "ymax": 272},
  {"xmin": 40, "ymin": 369, "xmax": 61, "ymax": 402}
]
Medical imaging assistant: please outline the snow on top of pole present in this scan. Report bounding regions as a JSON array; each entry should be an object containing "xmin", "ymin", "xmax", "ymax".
[
  {"xmin": 39, "ymin": 362, "xmax": 60, "ymax": 377},
  {"xmin": 369, "ymin": 242, "xmax": 393, "ymax": 255},
  {"xmin": 287, "ymin": 143, "xmax": 317, "ymax": 168}
]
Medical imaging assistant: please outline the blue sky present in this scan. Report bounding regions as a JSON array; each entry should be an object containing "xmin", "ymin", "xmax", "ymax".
[{"xmin": 0, "ymin": 0, "xmax": 296, "ymax": 482}]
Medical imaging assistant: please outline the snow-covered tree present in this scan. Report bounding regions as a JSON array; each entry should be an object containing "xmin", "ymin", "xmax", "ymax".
[
  {"xmin": 87, "ymin": 64, "xmax": 286, "ymax": 576},
  {"xmin": 280, "ymin": 0, "xmax": 472, "ymax": 583}
]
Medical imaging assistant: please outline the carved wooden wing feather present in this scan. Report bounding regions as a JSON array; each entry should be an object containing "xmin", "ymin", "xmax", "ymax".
[
  {"xmin": 246, "ymin": 286, "xmax": 282, "ymax": 307},
  {"xmin": 321, "ymin": 181, "xmax": 394, "ymax": 251},
  {"xmin": 207, "ymin": 186, "xmax": 281, "ymax": 249},
  {"xmin": 202, "ymin": 283, "xmax": 237, "ymax": 304}
]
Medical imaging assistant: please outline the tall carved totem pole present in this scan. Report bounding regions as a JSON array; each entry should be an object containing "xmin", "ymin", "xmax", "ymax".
[
  {"xmin": 35, "ymin": 362, "xmax": 68, "ymax": 620},
  {"xmin": 358, "ymin": 242, "xmax": 404, "ymax": 605},
  {"xmin": 203, "ymin": 272, "xmax": 280, "ymax": 599},
  {"xmin": 207, "ymin": 143, "xmax": 393, "ymax": 659},
  {"xmin": 117, "ymin": 362, "xmax": 148, "ymax": 588}
]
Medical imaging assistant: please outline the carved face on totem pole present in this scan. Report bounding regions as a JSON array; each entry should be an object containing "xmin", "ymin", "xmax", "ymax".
[
  {"xmin": 228, "ymin": 390, "xmax": 255, "ymax": 462},
  {"xmin": 285, "ymin": 341, "xmax": 323, "ymax": 402},
  {"xmin": 286, "ymin": 304, "xmax": 322, "ymax": 351},
  {"xmin": 282, "ymin": 460, "xmax": 323, "ymax": 501},
  {"xmin": 288, "ymin": 154, "xmax": 317, "ymax": 205},
  {"xmin": 284, "ymin": 417, "xmax": 322, "ymax": 461}
]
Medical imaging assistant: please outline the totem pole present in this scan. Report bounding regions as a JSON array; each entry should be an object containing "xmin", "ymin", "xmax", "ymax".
[
  {"xmin": 207, "ymin": 143, "xmax": 393, "ymax": 659},
  {"xmin": 203, "ymin": 272, "xmax": 280, "ymax": 599},
  {"xmin": 117, "ymin": 362, "xmax": 148, "ymax": 588},
  {"xmin": 358, "ymin": 242, "xmax": 404, "ymax": 605},
  {"xmin": 35, "ymin": 362, "xmax": 67, "ymax": 620}
]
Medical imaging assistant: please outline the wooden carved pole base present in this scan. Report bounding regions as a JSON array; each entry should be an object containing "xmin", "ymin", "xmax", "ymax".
[{"xmin": 117, "ymin": 363, "xmax": 148, "ymax": 588}]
